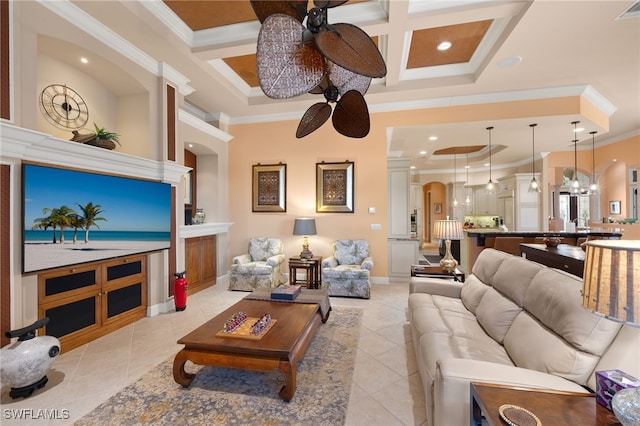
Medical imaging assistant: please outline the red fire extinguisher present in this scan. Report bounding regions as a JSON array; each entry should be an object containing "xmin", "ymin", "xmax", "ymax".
[{"xmin": 174, "ymin": 271, "xmax": 188, "ymax": 311}]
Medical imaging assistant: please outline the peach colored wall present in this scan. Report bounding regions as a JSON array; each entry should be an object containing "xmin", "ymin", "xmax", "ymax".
[
  {"xmin": 546, "ymin": 134, "xmax": 640, "ymax": 219},
  {"xmin": 603, "ymin": 162, "xmax": 628, "ymax": 219},
  {"xmin": 228, "ymin": 119, "xmax": 389, "ymax": 278}
]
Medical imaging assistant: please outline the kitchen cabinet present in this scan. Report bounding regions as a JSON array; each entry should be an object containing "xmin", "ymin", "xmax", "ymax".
[{"xmin": 472, "ymin": 187, "xmax": 498, "ymax": 214}]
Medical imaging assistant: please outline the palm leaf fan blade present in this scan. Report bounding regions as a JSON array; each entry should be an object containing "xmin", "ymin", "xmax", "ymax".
[
  {"xmin": 332, "ymin": 90, "xmax": 370, "ymax": 138},
  {"xmin": 256, "ymin": 15, "xmax": 324, "ymax": 99},
  {"xmin": 314, "ymin": 0, "xmax": 349, "ymax": 8},
  {"xmin": 330, "ymin": 63, "xmax": 371, "ymax": 96},
  {"xmin": 315, "ymin": 23, "xmax": 386, "ymax": 78},
  {"xmin": 296, "ymin": 103, "xmax": 332, "ymax": 138},
  {"xmin": 250, "ymin": 0, "xmax": 307, "ymax": 23}
]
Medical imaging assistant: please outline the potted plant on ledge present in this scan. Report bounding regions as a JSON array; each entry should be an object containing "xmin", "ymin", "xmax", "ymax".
[
  {"xmin": 89, "ymin": 123, "xmax": 120, "ymax": 150},
  {"xmin": 70, "ymin": 123, "xmax": 120, "ymax": 150}
]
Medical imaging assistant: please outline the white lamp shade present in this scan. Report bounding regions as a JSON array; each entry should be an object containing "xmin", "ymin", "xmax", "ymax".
[{"xmin": 432, "ymin": 219, "xmax": 464, "ymax": 241}]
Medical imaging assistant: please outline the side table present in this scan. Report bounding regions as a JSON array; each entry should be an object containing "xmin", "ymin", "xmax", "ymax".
[
  {"xmin": 411, "ymin": 264, "xmax": 465, "ymax": 282},
  {"xmin": 470, "ymin": 381, "xmax": 621, "ymax": 426},
  {"xmin": 288, "ymin": 256, "xmax": 322, "ymax": 289}
]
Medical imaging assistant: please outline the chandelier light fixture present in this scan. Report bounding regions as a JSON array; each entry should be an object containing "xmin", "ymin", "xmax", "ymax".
[
  {"xmin": 589, "ymin": 131, "xmax": 598, "ymax": 195},
  {"xmin": 453, "ymin": 151, "xmax": 458, "ymax": 206},
  {"xmin": 528, "ymin": 123, "xmax": 541, "ymax": 193},
  {"xmin": 486, "ymin": 126, "xmax": 495, "ymax": 193},
  {"xmin": 570, "ymin": 121, "xmax": 582, "ymax": 194}
]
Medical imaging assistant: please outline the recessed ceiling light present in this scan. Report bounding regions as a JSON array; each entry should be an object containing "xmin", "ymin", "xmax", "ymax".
[
  {"xmin": 419, "ymin": 150, "xmax": 427, "ymax": 155},
  {"xmin": 410, "ymin": 165, "xmax": 416, "ymax": 169},
  {"xmin": 497, "ymin": 56, "xmax": 522, "ymax": 69},
  {"xmin": 574, "ymin": 127, "xmax": 585, "ymax": 133},
  {"xmin": 188, "ymin": 143, "xmax": 194, "ymax": 148},
  {"xmin": 429, "ymin": 136, "xmax": 438, "ymax": 141},
  {"xmin": 80, "ymin": 57, "xmax": 88, "ymax": 64},
  {"xmin": 465, "ymin": 165, "xmax": 470, "ymax": 169},
  {"xmin": 437, "ymin": 41, "xmax": 452, "ymax": 51},
  {"xmin": 484, "ymin": 162, "xmax": 490, "ymax": 167}
]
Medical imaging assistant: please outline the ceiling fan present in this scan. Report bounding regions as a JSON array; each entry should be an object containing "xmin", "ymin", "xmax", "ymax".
[{"xmin": 251, "ymin": 0, "xmax": 387, "ymax": 138}]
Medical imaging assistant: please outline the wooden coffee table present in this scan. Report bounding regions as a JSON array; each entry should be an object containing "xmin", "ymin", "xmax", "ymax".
[{"xmin": 173, "ymin": 299, "xmax": 322, "ymax": 401}]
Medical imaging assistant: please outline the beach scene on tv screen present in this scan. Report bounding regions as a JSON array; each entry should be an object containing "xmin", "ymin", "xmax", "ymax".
[{"xmin": 23, "ymin": 164, "xmax": 171, "ymax": 273}]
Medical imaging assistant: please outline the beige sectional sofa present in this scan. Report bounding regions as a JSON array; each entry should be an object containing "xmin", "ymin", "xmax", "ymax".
[{"xmin": 408, "ymin": 248, "xmax": 640, "ymax": 426}]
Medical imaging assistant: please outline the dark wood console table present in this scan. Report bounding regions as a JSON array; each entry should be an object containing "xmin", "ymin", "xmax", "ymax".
[
  {"xmin": 470, "ymin": 382, "xmax": 620, "ymax": 426},
  {"xmin": 519, "ymin": 243, "xmax": 585, "ymax": 277}
]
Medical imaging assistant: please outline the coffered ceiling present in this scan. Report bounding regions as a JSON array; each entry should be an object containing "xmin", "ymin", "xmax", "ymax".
[{"xmin": 36, "ymin": 0, "xmax": 640, "ymax": 173}]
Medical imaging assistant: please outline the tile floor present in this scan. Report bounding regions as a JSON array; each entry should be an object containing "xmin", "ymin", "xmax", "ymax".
[{"xmin": 1, "ymin": 247, "xmax": 437, "ymax": 426}]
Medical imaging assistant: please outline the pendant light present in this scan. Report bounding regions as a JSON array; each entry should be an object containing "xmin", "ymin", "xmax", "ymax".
[
  {"xmin": 464, "ymin": 153, "xmax": 471, "ymax": 205},
  {"xmin": 486, "ymin": 126, "xmax": 495, "ymax": 193},
  {"xmin": 570, "ymin": 121, "xmax": 582, "ymax": 194},
  {"xmin": 588, "ymin": 131, "xmax": 598, "ymax": 194},
  {"xmin": 453, "ymin": 151, "xmax": 458, "ymax": 206},
  {"xmin": 528, "ymin": 123, "xmax": 541, "ymax": 193}
]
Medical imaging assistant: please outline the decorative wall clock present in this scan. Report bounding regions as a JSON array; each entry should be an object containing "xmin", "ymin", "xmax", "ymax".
[{"xmin": 39, "ymin": 84, "xmax": 89, "ymax": 130}]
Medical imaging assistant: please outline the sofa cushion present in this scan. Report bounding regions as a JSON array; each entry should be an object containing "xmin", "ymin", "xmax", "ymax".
[
  {"xmin": 321, "ymin": 265, "xmax": 369, "ymax": 279},
  {"xmin": 232, "ymin": 261, "xmax": 273, "ymax": 275},
  {"xmin": 248, "ymin": 238, "xmax": 282, "ymax": 261},
  {"xmin": 475, "ymin": 287, "xmax": 522, "ymax": 343},
  {"xmin": 491, "ymin": 254, "xmax": 543, "ymax": 307},
  {"xmin": 333, "ymin": 240, "xmax": 369, "ymax": 265},
  {"xmin": 523, "ymin": 268, "xmax": 622, "ymax": 356},
  {"xmin": 460, "ymin": 275, "xmax": 489, "ymax": 314},
  {"xmin": 471, "ymin": 248, "xmax": 509, "ymax": 284},
  {"xmin": 503, "ymin": 312, "xmax": 602, "ymax": 386}
]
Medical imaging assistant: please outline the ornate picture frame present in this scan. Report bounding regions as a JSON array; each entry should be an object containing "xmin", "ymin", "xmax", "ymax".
[
  {"xmin": 252, "ymin": 163, "xmax": 286, "ymax": 212},
  {"xmin": 316, "ymin": 161, "xmax": 354, "ymax": 213}
]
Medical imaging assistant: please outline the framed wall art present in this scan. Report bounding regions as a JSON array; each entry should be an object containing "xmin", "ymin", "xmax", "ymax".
[
  {"xmin": 609, "ymin": 200, "xmax": 621, "ymax": 215},
  {"xmin": 434, "ymin": 203, "xmax": 442, "ymax": 214},
  {"xmin": 252, "ymin": 163, "xmax": 286, "ymax": 212},
  {"xmin": 316, "ymin": 161, "xmax": 354, "ymax": 213}
]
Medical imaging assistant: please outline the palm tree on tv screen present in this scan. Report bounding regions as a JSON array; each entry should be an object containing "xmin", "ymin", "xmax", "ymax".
[
  {"xmin": 77, "ymin": 202, "xmax": 107, "ymax": 243},
  {"xmin": 69, "ymin": 213, "xmax": 86, "ymax": 243},
  {"xmin": 31, "ymin": 205, "xmax": 77, "ymax": 243}
]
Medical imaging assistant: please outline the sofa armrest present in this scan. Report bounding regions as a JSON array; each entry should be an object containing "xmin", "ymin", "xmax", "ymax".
[
  {"xmin": 266, "ymin": 253, "xmax": 285, "ymax": 267},
  {"xmin": 361, "ymin": 256, "xmax": 374, "ymax": 270},
  {"xmin": 432, "ymin": 358, "xmax": 589, "ymax": 426},
  {"xmin": 322, "ymin": 256, "xmax": 338, "ymax": 268},
  {"xmin": 410, "ymin": 277, "xmax": 462, "ymax": 299},
  {"xmin": 232, "ymin": 253, "xmax": 251, "ymax": 265}
]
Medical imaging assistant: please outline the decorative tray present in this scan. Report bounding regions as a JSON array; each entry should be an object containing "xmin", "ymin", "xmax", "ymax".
[{"xmin": 498, "ymin": 404, "xmax": 542, "ymax": 426}]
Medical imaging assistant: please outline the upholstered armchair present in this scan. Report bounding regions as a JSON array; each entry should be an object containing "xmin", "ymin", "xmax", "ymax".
[
  {"xmin": 321, "ymin": 240, "xmax": 373, "ymax": 299},
  {"xmin": 229, "ymin": 237, "xmax": 286, "ymax": 291}
]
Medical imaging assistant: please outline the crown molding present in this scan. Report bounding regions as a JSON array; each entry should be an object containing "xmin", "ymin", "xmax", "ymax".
[{"xmin": 178, "ymin": 109, "xmax": 233, "ymax": 143}]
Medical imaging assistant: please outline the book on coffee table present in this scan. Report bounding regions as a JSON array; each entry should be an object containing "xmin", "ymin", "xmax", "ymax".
[{"xmin": 271, "ymin": 284, "xmax": 302, "ymax": 300}]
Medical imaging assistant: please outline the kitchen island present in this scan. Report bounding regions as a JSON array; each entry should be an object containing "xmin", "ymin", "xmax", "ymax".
[{"xmin": 461, "ymin": 230, "xmax": 622, "ymax": 272}]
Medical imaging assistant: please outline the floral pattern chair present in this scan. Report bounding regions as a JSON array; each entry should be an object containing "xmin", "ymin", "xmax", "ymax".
[
  {"xmin": 229, "ymin": 237, "xmax": 286, "ymax": 291},
  {"xmin": 321, "ymin": 240, "xmax": 373, "ymax": 299}
]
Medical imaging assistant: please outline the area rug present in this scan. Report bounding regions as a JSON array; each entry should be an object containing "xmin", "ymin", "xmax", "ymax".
[{"xmin": 75, "ymin": 307, "xmax": 362, "ymax": 426}]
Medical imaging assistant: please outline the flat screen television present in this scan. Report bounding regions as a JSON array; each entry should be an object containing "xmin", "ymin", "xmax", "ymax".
[{"xmin": 22, "ymin": 163, "xmax": 171, "ymax": 274}]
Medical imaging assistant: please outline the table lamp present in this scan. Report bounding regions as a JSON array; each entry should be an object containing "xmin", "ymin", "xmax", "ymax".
[
  {"xmin": 432, "ymin": 218, "xmax": 463, "ymax": 272},
  {"xmin": 293, "ymin": 218, "xmax": 317, "ymax": 259},
  {"xmin": 582, "ymin": 239, "xmax": 640, "ymax": 426}
]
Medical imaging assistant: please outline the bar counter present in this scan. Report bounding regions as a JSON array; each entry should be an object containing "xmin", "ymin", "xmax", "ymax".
[{"xmin": 461, "ymin": 230, "xmax": 622, "ymax": 272}]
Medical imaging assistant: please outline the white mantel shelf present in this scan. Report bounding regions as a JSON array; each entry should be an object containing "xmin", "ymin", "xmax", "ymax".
[{"xmin": 179, "ymin": 222, "xmax": 233, "ymax": 239}]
